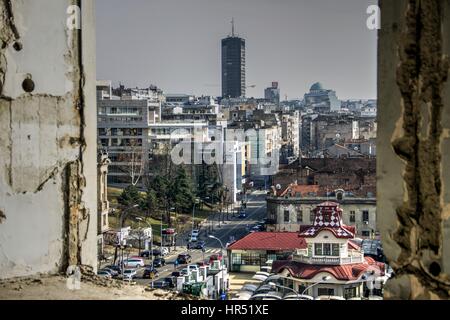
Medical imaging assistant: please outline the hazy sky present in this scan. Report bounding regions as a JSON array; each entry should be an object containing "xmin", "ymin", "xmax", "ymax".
[{"xmin": 96, "ymin": 0, "xmax": 378, "ymax": 100}]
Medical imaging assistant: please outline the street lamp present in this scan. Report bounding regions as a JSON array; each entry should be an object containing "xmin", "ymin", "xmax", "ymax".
[
  {"xmin": 208, "ymin": 235, "xmax": 226, "ymax": 296},
  {"xmin": 301, "ymin": 275, "xmax": 331, "ymax": 296}
]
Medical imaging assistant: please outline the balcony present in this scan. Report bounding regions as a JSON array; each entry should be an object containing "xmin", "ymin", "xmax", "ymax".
[{"xmin": 292, "ymin": 252, "xmax": 364, "ymax": 265}]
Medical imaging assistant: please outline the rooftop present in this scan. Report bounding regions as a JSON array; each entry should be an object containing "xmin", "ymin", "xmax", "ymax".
[{"xmin": 228, "ymin": 232, "xmax": 307, "ymax": 251}]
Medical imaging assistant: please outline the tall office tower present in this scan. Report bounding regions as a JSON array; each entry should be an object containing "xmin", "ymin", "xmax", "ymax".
[{"xmin": 221, "ymin": 18, "xmax": 246, "ymax": 98}]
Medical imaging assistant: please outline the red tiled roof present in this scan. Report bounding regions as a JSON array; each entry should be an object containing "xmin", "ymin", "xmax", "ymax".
[
  {"xmin": 271, "ymin": 257, "xmax": 385, "ymax": 281},
  {"xmin": 278, "ymin": 184, "xmax": 320, "ymax": 197},
  {"xmin": 227, "ymin": 232, "xmax": 307, "ymax": 251}
]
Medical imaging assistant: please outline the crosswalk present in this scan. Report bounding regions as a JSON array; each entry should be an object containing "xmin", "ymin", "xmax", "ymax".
[{"xmin": 189, "ymin": 248, "xmax": 222, "ymax": 254}]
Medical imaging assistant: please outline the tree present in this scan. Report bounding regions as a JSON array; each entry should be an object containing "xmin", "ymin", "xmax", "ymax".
[
  {"xmin": 143, "ymin": 187, "xmax": 158, "ymax": 218},
  {"xmin": 170, "ymin": 166, "xmax": 195, "ymax": 214},
  {"xmin": 117, "ymin": 139, "xmax": 145, "ymax": 186},
  {"xmin": 118, "ymin": 185, "xmax": 142, "ymax": 208}
]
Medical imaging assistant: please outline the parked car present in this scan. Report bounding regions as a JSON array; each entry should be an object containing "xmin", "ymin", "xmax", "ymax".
[
  {"xmin": 209, "ymin": 254, "xmax": 223, "ymax": 264},
  {"xmin": 97, "ymin": 270, "xmax": 112, "ymax": 279},
  {"xmin": 152, "ymin": 257, "xmax": 166, "ymax": 268},
  {"xmin": 162, "ymin": 228, "xmax": 176, "ymax": 235},
  {"xmin": 177, "ymin": 253, "xmax": 192, "ymax": 264},
  {"xmin": 122, "ymin": 268, "xmax": 137, "ymax": 280},
  {"xmin": 104, "ymin": 265, "xmax": 121, "ymax": 273},
  {"xmin": 140, "ymin": 248, "xmax": 169, "ymax": 258},
  {"xmin": 238, "ymin": 211, "xmax": 246, "ymax": 218},
  {"xmin": 180, "ymin": 268, "xmax": 189, "ymax": 276},
  {"xmin": 122, "ymin": 257, "xmax": 145, "ymax": 268},
  {"xmin": 163, "ymin": 277, "xmax": 176, "ymax": 288},
  {"xmin": 102, "ymin": 267, "xmax": 119, "ymax": 277},
  {"xmin": 187, "ymin": 264, "xmax": 199, "ymax": 272},
  {"xmin": 151, "ymin": 280, "xmax": 171, "ymax": 289},
  {"xmin": 143, "ymin": 267, "xmax": 159, "ymax": 279},
  {"xmin": 196, "ymin": 260, "xmax": 210, "ymax": 267},
  {"xmin": 191, "ymin": 229, "xmax": 200, "ymax": 237},
  {"xmin": 140, "ymin": 250, "xmax": 152, "ymax": 258},
  {"xmin": 171, "ymin": 271, "xmax": 181, "ymax": 277}
]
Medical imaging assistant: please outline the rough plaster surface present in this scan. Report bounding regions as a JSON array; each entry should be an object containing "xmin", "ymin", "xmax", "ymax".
[
  {"xmin": 0, "ymin": 0, "xmax": 97, "ymax": 279},
  {"xmin": 378, "ymin": 0, "xmax": 450, "ymax": 299}
]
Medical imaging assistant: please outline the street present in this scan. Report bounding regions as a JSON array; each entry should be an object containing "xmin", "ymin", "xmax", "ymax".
[{"xmin": 123, "ymin": 191, "xmax": 268, "ymax": 287}]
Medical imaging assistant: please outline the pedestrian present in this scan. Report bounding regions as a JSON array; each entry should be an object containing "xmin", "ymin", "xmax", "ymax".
[{"xmin": 174, "ymin": 258, "xmax": 179, "ymax": 270}]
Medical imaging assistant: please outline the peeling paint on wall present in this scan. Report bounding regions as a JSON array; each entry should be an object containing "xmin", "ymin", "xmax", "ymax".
[
  {"xmin": 379, "ymin": 0, "xmax": 450, "ymax": 299},
  {"xmin": 0, "ymin": 0, "xmax": 97, "ymax": 279}
]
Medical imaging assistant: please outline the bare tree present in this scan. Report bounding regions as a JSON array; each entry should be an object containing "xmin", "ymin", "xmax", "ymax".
[{"xmin": 117, "ymin": 138, "xmax": 145, "ymax": 186}]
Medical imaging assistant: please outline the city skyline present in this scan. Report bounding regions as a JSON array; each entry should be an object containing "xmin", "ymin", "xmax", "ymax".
[{"xmin": 96, "ymin": 0, "xmax": 378, "ymax": 100}]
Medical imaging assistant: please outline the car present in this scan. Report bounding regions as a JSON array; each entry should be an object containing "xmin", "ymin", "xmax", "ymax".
[
  {"xmin": 140, "ymin": 248, "xmax": 169, "ymax": 257},
  {"xmin": 102, "ymin": 267, "xmax": 119, "ymax": 277},
  {"xmin": 162, "ymin": 228, "xmax": 176, "ymax": 235},
  {"xmin": 188, "ymin": 240, "xmax": 205, "ymax": 250},
  {"xmin": 171, "ymin": 271, "xmax": 181, "ymax": 277},
  {"xmin": 97, "ymin": 270, "xmax": 112, "ymax": 279},
  {"xmin": 143, "ymin": 267, "xmax": 159, "ymax": 279},
  {"xmin": 104, "ymin": 265, "xmax": 121, "ymax": 273},
  {"xmin": 151, "ymin": 280, "xmax": 171, "ymax": 289},
  {"xmin": 238, "ymin": 212, "xmax": 246, "ymax": 218},
  {"xmin": 122, "ymin": 268, "xmax": 137, "ymax": 280},
  {"xmin": 140, "ymin": 250, "xmax": 152, "ymax": 258},
  {"xmin": 152, "ymin": 257, "xmax": 166, "ymax": 268},
  {"xmin": 191, "ymin": 229, "xmax": 200, "ymax": 237},
  {"xmin": 122, "ymin": 257, "xmax": 145, "ymax": 268},
  {"xmin": 189, "ymin": 235, "xmax": 198, "ymax": 243},
  {"xmin": 196, "ymin": 261, "xmax": 210, "ymax": 267},
  {"xmin": 179, "ymin": 268, "xmax": 189, "ymax": 276},
  {"xmin": 177, "ymin": 253, "xmax": 192, "ymax": 264},
  {"xmin": 163, "ymin": 277, "xmax": 176, "ymax": 288},
  {"xmin": 187, "ymin": 264, "xmax": 199, "ymax": 272}
]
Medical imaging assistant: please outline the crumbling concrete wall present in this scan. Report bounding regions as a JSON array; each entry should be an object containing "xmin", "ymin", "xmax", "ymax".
[
  {"xmin": 378, "ymin": 0, "xmax": 450, "ymax": 299},
  {"xmin": 0, "ymin": 0, "xmax": 97, "ymax": 278}
]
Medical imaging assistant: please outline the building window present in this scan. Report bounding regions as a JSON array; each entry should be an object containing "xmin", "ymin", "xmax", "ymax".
[
  {"xmin": 297, "ymin": 210, "xmax": 303, "ymax": 223},
  {"xmin": 323, "ymin": 212, "xmax": 331, "ymax": 223},
  {"xmin": 317, "ymin": 288, "xmax": 335, "ymax": 296},
  {"xmin": 362, "ymin": 210, "xmax": 369, "ymax": 222},
  {"xmin": 332, "ymin": 244, "xmax": 340, "ymax": 256},
  {"xmin": 314, "ymin": 243, "xmax": 340, "ymax": 256},
  {"xmin": 362, "ymin": 231, "xmax": 370, "ymax": 237},
  {"xmin": 323, "ymin": 243, "xmax": 331, "ymax": 255},
  {"xmin": 350, "ymin": 211, "xmax": 356, "ymax": 222},
  {"xmin": 284, "ymin": 210, "xmax": 290, "ymax": 223},
  {"xmin": 314, "ymin": 243, "xmax": 323, "ymax": 255},
  {"xmin": 344, "ymin": 287, "xmax": 357, "ymax": 299}
]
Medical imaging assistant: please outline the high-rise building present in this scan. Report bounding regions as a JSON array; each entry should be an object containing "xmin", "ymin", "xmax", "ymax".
[
  {"xmin": 264, "ymin": 81, "xmax": 280, "ymax": 105},
  {"xmin": 221, "ymin": 19, "xmax": 246, "ymax": 98}
]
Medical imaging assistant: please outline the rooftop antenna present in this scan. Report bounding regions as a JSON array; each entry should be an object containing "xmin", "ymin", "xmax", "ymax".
[{"xmin": 231, "ymin": 17, "xmax": 235, "ymax": 37}]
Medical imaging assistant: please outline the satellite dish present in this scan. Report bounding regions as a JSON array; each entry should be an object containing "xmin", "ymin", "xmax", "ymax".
[
  {"xmin": 336, "ymin": 133, "xmax": 341, "ymax": 138},
  {"xmin": 276, "ymin": 184, "xmax": 281, "ymax": 190},
  {"xmin": 354, "ymin": 147, "xmax": 359, "ymax": 151}
]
